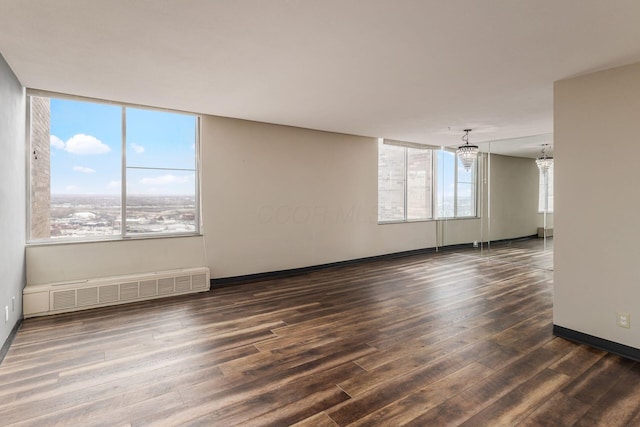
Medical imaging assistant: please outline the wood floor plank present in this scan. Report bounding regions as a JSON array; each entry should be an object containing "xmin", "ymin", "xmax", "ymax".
[
  {"xmin": 457, "ymin": 368, "xmax": 571, "ymax": 426},
  {"xmin": 518, "ymin": 392, "xmax": 591, "ymax": 427},
  {"xmin": 562, "ymin": 353, "xmax": 636, "ymax": 405},
  {"xmin": 548, "ymin": 344, "xmax": 606, "ymax": 378},
  {"xmin": 290, "ymin": 412, "xmax": 339, "ymax": 427},
  {"xmin": 401, "ymin": 346, "xmax": 564, "ymax": 426},
  {"xmin": 134, "ymin": 362, "xmax": 363, "ymax": 426},
  {"xmin": 343, "ymin": 330, "xmax": 512, "ymax": 398},
  {"xmin": 0, "ymin": 361, "xmax": 223, "ymax": 425},
  {"xmin": 328, "ymin": 353, "xmax": 476, "ymax": 424},
  {"xmin": 11, "ymin": 390, "xmax": 184, "ymax": 427},
  {"xmin": 347, "ymin": 362, "xmax": 495, "ymax": 426},
  {"xmin": 189, "ymin": 386, "xmax": 349, "ymax": 427},
  {"xmin": 574, "ymin": 362, "xmax": 640, "ymax": 426}
]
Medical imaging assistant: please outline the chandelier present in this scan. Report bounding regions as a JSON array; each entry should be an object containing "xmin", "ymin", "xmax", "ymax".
[
  {"xmin": 536, "ymin": 144, "xmax": 553, "ymax": 172},
  {"xmin": 456, "ymin": 129, "xmax": 478, "ymax": 171}
]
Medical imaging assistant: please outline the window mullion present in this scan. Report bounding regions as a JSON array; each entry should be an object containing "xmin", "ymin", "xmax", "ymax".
[
  {"xmin": 424, "ymin": 151, "xmax": 429, "ymax": 220},
  {"xmin": 195, "ymin": 116, "xmax": 201, "ymax": 234},
  {"xmin": 403, "ymin": 147, "xmax": 408, "ymax": 221},
  {"xmin": 454, "ymin": 157, "xmax": 458, "ymax": 217},
  {"xmin": 431, "ymin": 149, "xmax": 436, "ymax": 219},
  {"xmin": 121, "ymin": 106, "xmax": 127, "ymax": 238},
  {"xmin": 474, "ymin": 160, "xmax": 478, "ymax": 217}
]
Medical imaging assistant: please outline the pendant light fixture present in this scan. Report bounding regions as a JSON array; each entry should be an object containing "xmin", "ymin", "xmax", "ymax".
[
  {"xmin": 536, "ymin": 144, "xmax": 553, "ymax": 171},
  {"xmin": 457, "ymin": 129, "xmax": 478, "ymax": 171}
]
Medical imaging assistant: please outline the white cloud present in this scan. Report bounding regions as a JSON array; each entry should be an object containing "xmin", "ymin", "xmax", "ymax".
[
  {"xmin": 73, "ymin": 166, "xmax": 96, "ymax": 174},
  {"xmin": 65, "ymin": 185, "xmax": 81, "ymax": 193},
  {"xmin": 140, "ymin": 174, "xmax": 189, "ymax": 185},
  {"xmin": 130, "ymin": 143, "xmax": 145, "ymax": 154},
  {"xmin": 65, "ymin": 134, "xmax": 111, "ymax": 155},
  {"xmin": 107, "ymin": 180, "xmax": 121, "ymax": 189},
  {"xmin": 50, "ymin": 135, "xmax": 65, "ymax": 149}
]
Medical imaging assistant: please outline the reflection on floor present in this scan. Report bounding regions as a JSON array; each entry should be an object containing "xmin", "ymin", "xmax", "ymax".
[{"xmin": 449, "ymin": 236, "xmax": 554, "ymax": 272}]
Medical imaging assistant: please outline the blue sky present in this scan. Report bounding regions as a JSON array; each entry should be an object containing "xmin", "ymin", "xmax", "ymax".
[{"xmin": 49, "ymin": 98, "xmax": 196, "ymax": 196}]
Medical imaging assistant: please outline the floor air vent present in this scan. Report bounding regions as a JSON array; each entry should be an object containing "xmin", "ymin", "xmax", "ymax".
[{"xmin": 24, "ymin": 267, "xmax": 210, "ymax": 318}]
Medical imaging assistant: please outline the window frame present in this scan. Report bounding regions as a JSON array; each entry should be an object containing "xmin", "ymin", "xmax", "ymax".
[
  {"xmin": 377, "ymin": 140, "xmax": 408, "ymax": 223},
  {"xmin": 377, "ymin": 140, "xmax": 479, "ymax": 224},
  {"xmin": 377, "ymin": 140, "xmax": 434, "ymax": 223},
  {"xmin": 26, "ymin": 90, "xmax": 202, "ymax": 244},
  {"xmin": 433, "ymin": 147, "xmax": 478, "ymax": 219}
]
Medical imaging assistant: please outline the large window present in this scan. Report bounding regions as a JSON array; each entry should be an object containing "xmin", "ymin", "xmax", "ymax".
[
  {"xmin": 378, "ymin": 140, "xmax": 433, "ymax": 222},
  {"xmin": 434, "ymin": 149, "xmax": 477, "ymax": 218},
  {"xmin": 538, "ymin": 163, "xmax": 554, "ymax": 213},
  {"xmin": 378, "ymin": 140, "xmax": 477, "ymax": 222},
  {"xmin": 28, "ymin": 94, "xmax": 199, "ymax": 241}
]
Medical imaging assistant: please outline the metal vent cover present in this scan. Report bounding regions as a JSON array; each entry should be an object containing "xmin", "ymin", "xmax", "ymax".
[{"xmin": 52, "ymin": 290, "xmax": 76, "ymax": 310}]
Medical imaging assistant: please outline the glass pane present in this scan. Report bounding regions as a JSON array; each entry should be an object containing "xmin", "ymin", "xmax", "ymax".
[
  {"xmin": 407, "ymin": 148, "xmax": 432, "ymax": 220},
  {"xmin": 378, "ymin": 141, "xmax": 406, "ymax": 221},
  {"xmin": 435, "ymin": 150, "xmax": 455, "ymax": 218},
  {"xmin": 457, "ymin": 158, "xmax": 474, "ymax": 183},
  {"xmin": 456, "ymin": 157, "xmax": 476, "ymax": 217},
  {"xmin": 547, "ymin": 165, "xmax": 554, "ymax": 212},
  {"xmin": 126, "ymin": 107, "xmax": 196, "ymax": 170},
  {"xmin": 126, "ymin": 168, "xmax": 196, "ymax": 234},
  {"xmin": 456, "ymin": 183, "xmax": 475, "ymax": 217},
  {"xmin": 539, "ymin": 163, "xmax": 554, "ymax": 212},
  {"xmin": 44, "ymin": 97, "xmax": 122, "ymax": 239}
]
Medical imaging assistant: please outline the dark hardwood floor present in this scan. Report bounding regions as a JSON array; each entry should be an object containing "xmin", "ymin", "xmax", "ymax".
[{"xmin": 2, "ymin": 237, "xmax": 639, "ymax": 426}]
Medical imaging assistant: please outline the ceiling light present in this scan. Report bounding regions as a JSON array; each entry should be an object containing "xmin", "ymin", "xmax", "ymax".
[{"xmin": 457, "ymin": 129, "xmax": 478, "ymax": 171}]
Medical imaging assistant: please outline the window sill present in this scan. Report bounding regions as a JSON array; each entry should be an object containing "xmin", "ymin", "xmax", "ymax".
[
  {"xmin": 378, "ymin": 216, "xmax": 480, "ymax": 225},
  {"xmin": 26, "ymin": 232, "xmax": 203, "ymax": 247}
]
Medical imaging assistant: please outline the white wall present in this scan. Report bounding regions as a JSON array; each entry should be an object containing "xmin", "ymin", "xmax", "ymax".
[
  {"xmin": 438, "ymin": 218, "xmax": 482, "ymax": 246},
  {"xmin": 0, "ymin": 53, "xmax": 26, "ymax": 346},
  {"xmin": 554, "ymin": 61, "xmax": 640, "ymax": 348},
  {"xmin": 26, "ymin": 236, "xmax": 207, "ymax": 285},
  {"xmin": 201, "ymin": 116, "xmax": 437, "ymax": 278}
]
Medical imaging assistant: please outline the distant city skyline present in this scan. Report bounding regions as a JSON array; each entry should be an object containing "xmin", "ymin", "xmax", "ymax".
[
  {"xmin": 48, "ymin": 193, "xmax": 197, "ymax": 238},
  {"xmin": 49, "ymin": 97, "xmax": 197, "ymax": 196}
]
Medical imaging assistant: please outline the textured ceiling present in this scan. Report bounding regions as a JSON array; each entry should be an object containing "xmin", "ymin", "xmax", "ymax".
[{"xmin": 1, "ymin": 1, "xmax": 640, "ymax": 156}]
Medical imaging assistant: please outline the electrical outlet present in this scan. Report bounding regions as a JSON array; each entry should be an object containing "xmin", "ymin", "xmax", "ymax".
[
  {"xmin": 4, "ymin": 306, "xmax": 8, "ymax": 322},
  {"xmin": 12, "ymin": 296, "xmax": 15, "ymax": 312},
  {"xmin": 617, "ymin": 312, "xmax": 631, "ymax": 328}
]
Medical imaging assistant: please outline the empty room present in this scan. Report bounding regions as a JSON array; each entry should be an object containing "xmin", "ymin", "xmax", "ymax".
[{"xmin": 1, "ymin": 1, "xmax": 640, "ymax": 426}]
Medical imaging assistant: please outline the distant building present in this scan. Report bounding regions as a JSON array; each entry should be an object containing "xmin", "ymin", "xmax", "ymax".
[{"xmin": 30, "ymin": 97, "xmax": 51, "ymax": 238}]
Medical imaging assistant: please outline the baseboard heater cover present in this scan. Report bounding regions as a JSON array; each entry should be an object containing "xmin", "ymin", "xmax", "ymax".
[{"xmin": 23, "ymin": 267, "xmax": 210, "ymax": 318}]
